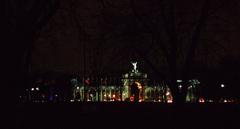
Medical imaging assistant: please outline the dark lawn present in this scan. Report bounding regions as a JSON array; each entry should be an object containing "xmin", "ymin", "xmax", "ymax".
[{"xmin": 15, "ymin": 102, "xmax": 240, "ymax": 129}]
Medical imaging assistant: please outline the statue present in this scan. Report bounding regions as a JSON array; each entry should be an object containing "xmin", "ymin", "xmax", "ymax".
[{"xmin": 131, "ymin": 61, "xmax": 138, "ymax": 72}]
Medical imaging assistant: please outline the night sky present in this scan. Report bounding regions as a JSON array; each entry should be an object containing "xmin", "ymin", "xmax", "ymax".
[{"xmin": 30, "ymin": 0, "xmax": 240, "ymax": 77}]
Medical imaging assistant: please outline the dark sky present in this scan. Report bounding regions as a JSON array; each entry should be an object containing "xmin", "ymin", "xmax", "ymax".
[{"xmin": 30, "ymin": 0, "xmax": 240, "ymax": 76}]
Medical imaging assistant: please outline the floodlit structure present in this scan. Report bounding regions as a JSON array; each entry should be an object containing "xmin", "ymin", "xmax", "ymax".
[{"xmin": 72, "ymin": 62, "xmax": 174, "ymax": 102}]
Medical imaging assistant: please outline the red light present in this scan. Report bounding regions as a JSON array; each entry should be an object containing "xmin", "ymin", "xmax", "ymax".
[{"xmin": 130, "ymin": 96, "xmax": 134, "ymax": 102}]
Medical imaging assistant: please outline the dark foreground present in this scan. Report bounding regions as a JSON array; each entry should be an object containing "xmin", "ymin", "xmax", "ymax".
[{"xmin": 14, "ymin": 103, "xmax": 240, "ymax": 129}]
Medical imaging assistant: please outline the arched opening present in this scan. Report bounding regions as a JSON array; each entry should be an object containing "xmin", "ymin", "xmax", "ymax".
[{"xmin": 130, "ymin": 82, "xmax": 142, "ymax": 102}]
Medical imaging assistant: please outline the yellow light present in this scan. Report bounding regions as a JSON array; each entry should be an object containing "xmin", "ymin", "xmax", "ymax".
[
  {"xmin": 166, "ymin": 92, "xmax": 170, "ymax": 96},
  {"xmin": 135, "ymin": 82, "xmax": 142, "ymax": 89}
]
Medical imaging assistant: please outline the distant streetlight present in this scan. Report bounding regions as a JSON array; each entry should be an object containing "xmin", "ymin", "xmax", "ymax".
[
  {"xmin": 221, "ymin": 84, "xmax": 225, "ymax": 88},
  {"xmin": 31, "ymin": 88, "xmax": 34, "ymax": 91},
  {"xmin": 178, "ymin": 85, "xmax": 182, "ymax": 88}
]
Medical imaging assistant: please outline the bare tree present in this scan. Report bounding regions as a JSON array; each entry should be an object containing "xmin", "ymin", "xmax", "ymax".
[{"xmin": 129, "ymin": 0, "xmax": 237, "ymax": 103}]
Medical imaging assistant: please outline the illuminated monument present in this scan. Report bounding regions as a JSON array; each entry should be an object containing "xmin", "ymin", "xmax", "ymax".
[
  {"xmin": 121, "ymin": 62, "xmax": 148, "ymax": 101},
  {"xmin": 70, "ymin": 62, "xmax": 174, "ymax": 102}
]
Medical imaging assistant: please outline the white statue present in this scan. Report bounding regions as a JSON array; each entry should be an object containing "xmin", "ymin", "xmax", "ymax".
[{"xmin": 131, "ymin": 62, "xmax": 138, "ymax": 72}]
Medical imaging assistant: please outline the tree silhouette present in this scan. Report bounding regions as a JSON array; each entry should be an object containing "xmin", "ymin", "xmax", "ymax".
[
  {"xmin": 3, "ymin": 0, "xmax": 60, "ymax": 103},
  {"xmin": 129, "ymin": 0, "xmax": 238, "ymax": 103}
]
